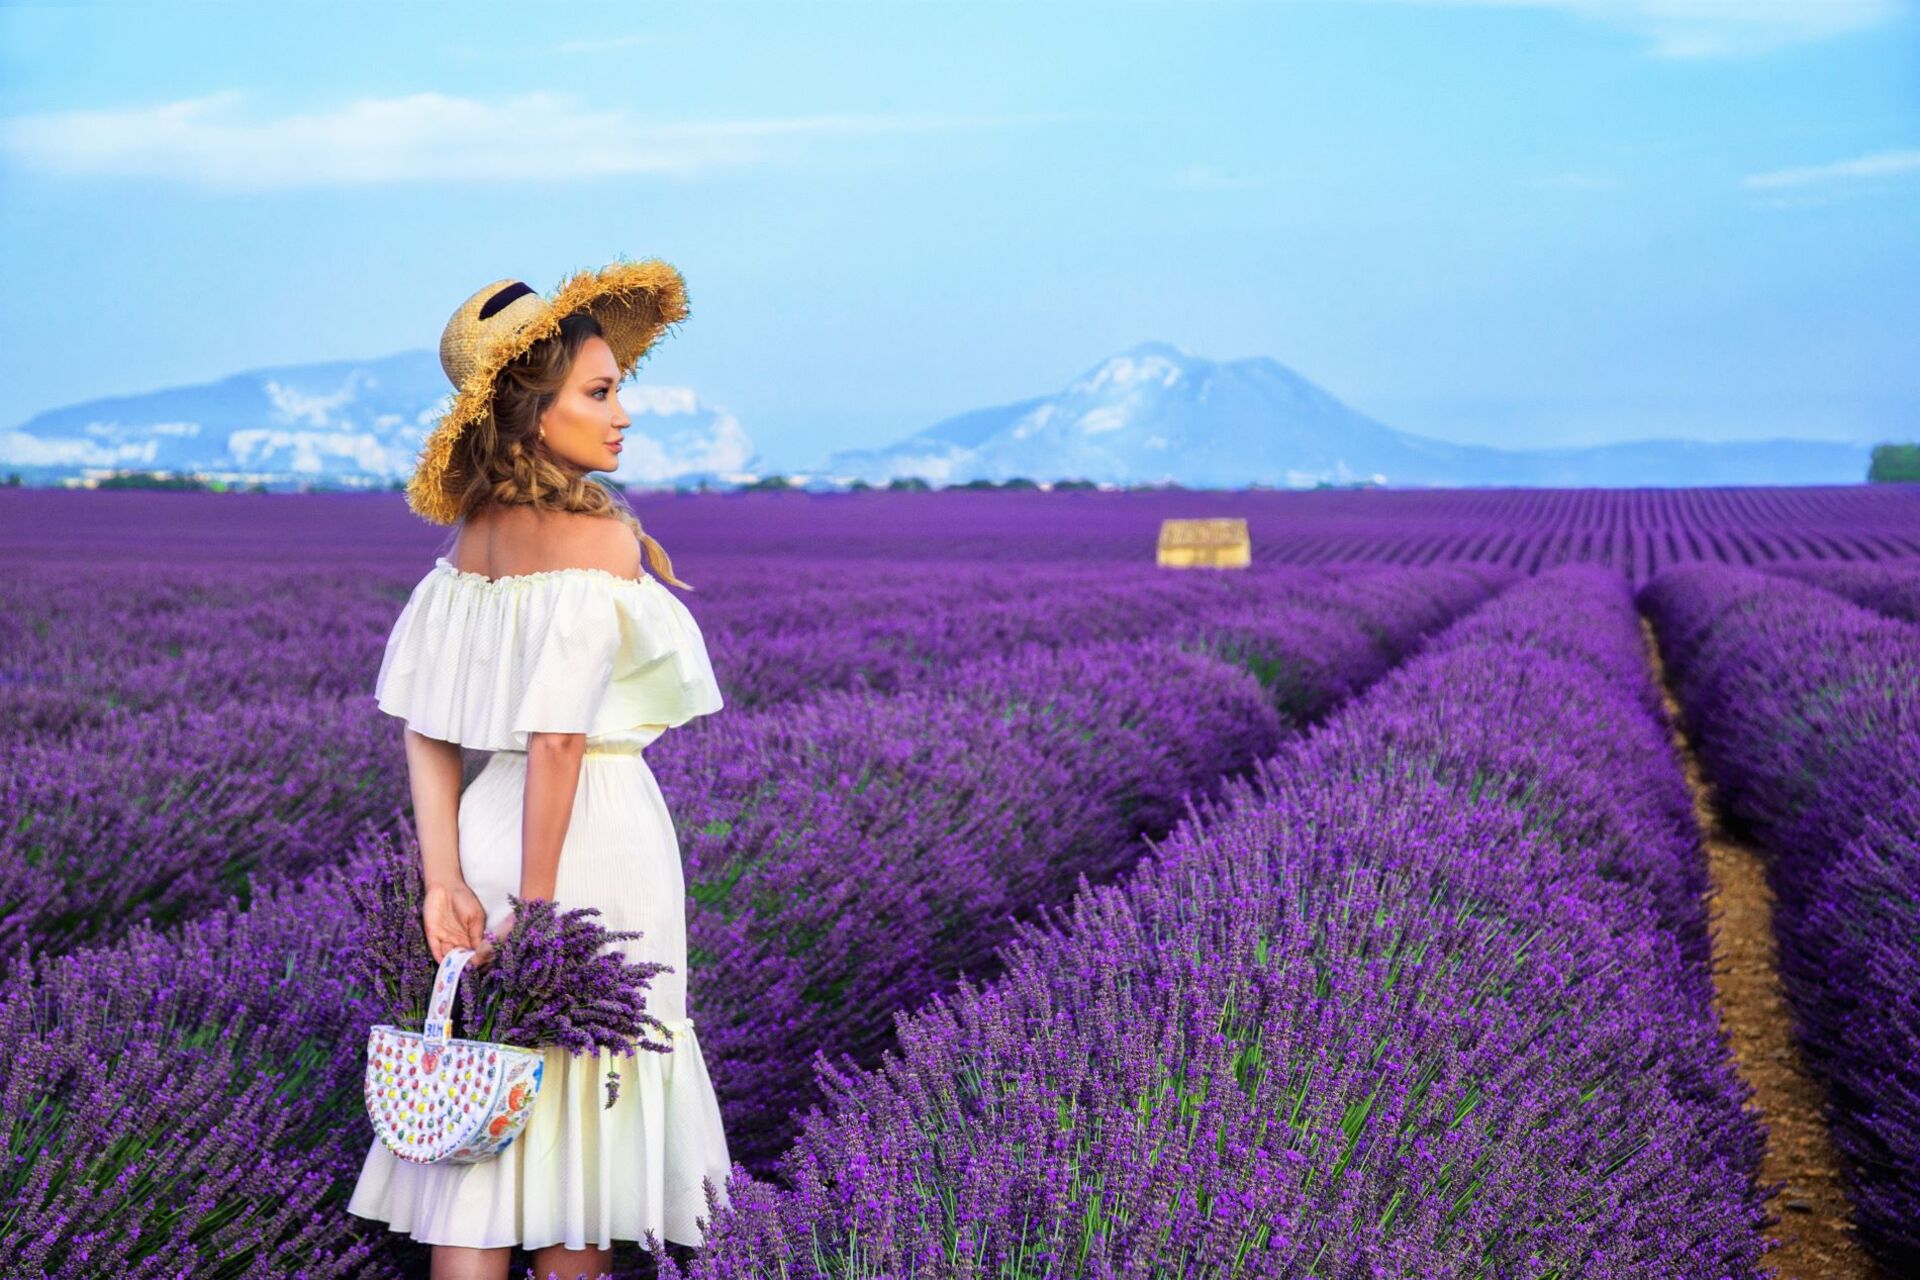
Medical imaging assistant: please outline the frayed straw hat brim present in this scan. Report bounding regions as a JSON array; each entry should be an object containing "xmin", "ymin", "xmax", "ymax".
[{"xmin": 406, "ymin": 257, "xmax": 689, "ymax": 525}]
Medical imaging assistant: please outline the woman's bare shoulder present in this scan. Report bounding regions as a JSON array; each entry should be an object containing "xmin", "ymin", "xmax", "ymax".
[
  {"xmin": 453, "ymin": 506, "xmax": 640, "ymax": 579},
  {"xmin": 551, "ymin": 512, "xmax": 643, "ymax": 577}
]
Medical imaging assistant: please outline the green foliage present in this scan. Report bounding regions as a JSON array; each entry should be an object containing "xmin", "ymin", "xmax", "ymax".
[
  {"xmin": 95, "ymin": 471, "xmax": 209, "ymax": 490},
  {"xmin": 1868, "ymin": 443, "xmax": 1920, "ymax": 483}
]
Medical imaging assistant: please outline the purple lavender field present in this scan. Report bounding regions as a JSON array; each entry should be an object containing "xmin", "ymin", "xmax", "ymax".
[{"xmin": 3, "ymin": 485, "xmax": 1919, "ymax": 1278}]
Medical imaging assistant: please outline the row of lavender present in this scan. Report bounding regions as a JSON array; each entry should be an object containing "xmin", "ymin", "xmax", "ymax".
[
  {"xmin": 0, "ymin": 564, "xmax": 1500, "ymax": 1275},
  {"xmin": 1643, "ymin": 566, "xmax": 1920, "ymax": 1272},
  {"xmin": 669, "ymin": 568, "xmax": 1505, "ymax": 1166},
  {"xmin": 0, "ymin": 556, "xmax": 1341, "ymax": 736},
  {"xmin": 602, "ymin": 484, "xmax": 1920, "ymax": 582},
  {"xmin": 657, "ymin": 568, "xmax": 1770, "ymax": 1278},
  {"xmin": 1767, "ymin": 559, "xmax": 1920, "ymax": 626},
  {"xmin": 0, "ymin": 560, "xmax": 1487, "ymax": 960},
  {"xmin": 5, "ymin": 486, "xmax": 1916, "ymax": 581}
]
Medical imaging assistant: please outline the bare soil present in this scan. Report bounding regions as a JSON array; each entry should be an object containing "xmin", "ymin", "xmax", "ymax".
[{"xmin": 1641, "ymin": 617, "xmax": 1883, "ymax": 1280}]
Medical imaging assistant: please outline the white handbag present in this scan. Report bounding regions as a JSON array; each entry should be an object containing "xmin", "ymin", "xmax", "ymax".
[{"xmin": 363, "ymin": 946, "xmax": 546, "ymax": 1165}]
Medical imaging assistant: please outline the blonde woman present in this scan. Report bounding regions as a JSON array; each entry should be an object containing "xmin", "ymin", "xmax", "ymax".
[{"xmin": 348, "ymin": 262, "xmax": 733, "ymax": 1280}]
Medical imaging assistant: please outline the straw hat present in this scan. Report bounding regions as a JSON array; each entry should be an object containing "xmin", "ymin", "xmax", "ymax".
[{"xmin": 405, "ymin": 257, "xmax": 690, "ymax": 525}]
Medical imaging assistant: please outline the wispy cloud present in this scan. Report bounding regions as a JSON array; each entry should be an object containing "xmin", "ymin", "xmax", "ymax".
[
  {"xmin": 1367, "ymin": 0, "xmax": 1904, "ymax": 58},
  {"xmin": 1742, "ymin": 147, "xmax": 1920, "ymax": 189},
  {"xmin": 0, "ymin": 89, "xmax": 1063, "ymax": 190}
]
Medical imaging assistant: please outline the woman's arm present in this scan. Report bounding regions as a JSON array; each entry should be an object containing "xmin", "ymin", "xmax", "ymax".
[
  {"xmin": 520, "ymin": 731, "xmax": 587, "ymax": 900},
  {"xmin": 404, "ymin": 727, "xmax": 488, "ymax": 963},
  {"xmin": 404, "ymin": 727, "xmax": 466, "ymax": 889}
]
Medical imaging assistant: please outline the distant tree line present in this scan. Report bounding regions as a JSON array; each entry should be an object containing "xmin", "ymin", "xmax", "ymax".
[
  {"xmin": 97, "ymin": 472, "xmax": 211, "ymax": 490},
  {"xmin": 1869, "ymin": 444, "xmax": 1920, "ymax": 483}
]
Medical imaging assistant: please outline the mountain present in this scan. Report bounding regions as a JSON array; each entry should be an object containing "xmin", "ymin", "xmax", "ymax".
[
  {"xmin": 0, "ymin": 350, "xmax": 762, "ymax": 489},
  {"xmin": 818, "ymin": 341, "xmax": 1870, "ymax": 487},
  {"xmin": 4, "ymin": 341, "xmax": 1873, "ymax": 492}
]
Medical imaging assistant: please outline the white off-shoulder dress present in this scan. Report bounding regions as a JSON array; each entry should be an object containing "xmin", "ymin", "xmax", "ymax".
[{"xmin": 346, "ymin": 556, "xmax": 733, "ymax": 1252}]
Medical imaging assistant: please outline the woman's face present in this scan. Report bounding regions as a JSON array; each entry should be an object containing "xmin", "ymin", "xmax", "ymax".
[{"xmin": 537, "ymin": 335, "xmax": 630, "ymax": 475}]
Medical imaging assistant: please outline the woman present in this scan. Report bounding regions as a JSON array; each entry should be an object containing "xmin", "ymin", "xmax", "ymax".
[{"xmin": 347, "ymin": 261, "xmax": 734, "ymax": 1280}]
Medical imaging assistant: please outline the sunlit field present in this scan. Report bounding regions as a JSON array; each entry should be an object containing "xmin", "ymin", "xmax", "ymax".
[{"xmin": 4, "ymin": 485, "xmax": 1917, "ymax": 1278}]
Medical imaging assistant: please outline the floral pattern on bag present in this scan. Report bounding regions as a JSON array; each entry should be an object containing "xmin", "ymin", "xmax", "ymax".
[{"xmin": 363, "ymin": 947, "xmax": 546, "ymax": 1164}]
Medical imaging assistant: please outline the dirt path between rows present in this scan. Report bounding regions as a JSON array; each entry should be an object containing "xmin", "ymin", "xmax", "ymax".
[{"xmin": 1640, "ymin": 617, "xmax": 1881, "ymax": 1280}]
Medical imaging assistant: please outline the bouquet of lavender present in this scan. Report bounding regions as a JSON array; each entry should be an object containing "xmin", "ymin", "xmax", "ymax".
[
  {"xmin": 347, "ymin": 824, "xmax": 675, "ymax": 1111},
  {"xmin": 462, "ymin": 893, "xmax": 676, "ymax": 1059}
]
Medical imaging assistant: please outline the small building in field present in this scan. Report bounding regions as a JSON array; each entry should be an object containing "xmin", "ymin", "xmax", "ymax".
[{"xmin": 1157, "ymin": 517, "xmax": 1251, "ymax": 569}]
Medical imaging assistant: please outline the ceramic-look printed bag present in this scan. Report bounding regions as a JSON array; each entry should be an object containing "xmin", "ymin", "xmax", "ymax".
[{"xmin": 364, "ymin": 946, "xmax": 545, "ymax": 1165}]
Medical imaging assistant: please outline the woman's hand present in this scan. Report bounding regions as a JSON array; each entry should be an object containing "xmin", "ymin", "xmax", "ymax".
[
  {"xmin": 422, "ymin": 880, "xmax": 488, "ymax": 965},
  {"xmin": 472, "ymin": 905, "xmax": 518, "ymax": 970}
]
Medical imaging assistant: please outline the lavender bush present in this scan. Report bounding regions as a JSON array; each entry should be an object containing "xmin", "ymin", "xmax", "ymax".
[
  {"xmin": 1643, "ymin": 564, "xmax": 1920, "ymax": 1271},
  {"xmin": 0, "ymin": 560, "xmax": 1420, "ymax": 959},
  {"xmin": 1, "ymin": 557, "xmax": 1446, "ymax": 962},
  {"xmin": 0, "ymin": 561, "xmax": 406, "ymax": 744},
  {"xmin": 2, "ymin": 694, "xmax": 404, "ymax": 960},
  {"xmin": 661, "ymin": 568, "xmax": 1500, "ymax": 1168},
  {"xmin": 0, "ymin": 852, "xmax": 397, "ymax": 1279},
  {"xmin": 654, "ymin": 568, "xmax": 1769, "ymax": 1278},
  {"xmin": 1767, "ymin": 559, "xmax": 1920, "ymax": 625},
  {"xmin": 345, "ymin": 826, "xmax": 675, "ymax": 1058},
  {"xmin": 0, "ymin": 556, "xmax": 1495, "ymax": 1275},
  {"xmin": 465, "ymin": 896, "xmax": 673, "ymax": 1056},
  {"xmin": 16, "ymin": 475, "xmax": 1908, "ymax": 1274}
]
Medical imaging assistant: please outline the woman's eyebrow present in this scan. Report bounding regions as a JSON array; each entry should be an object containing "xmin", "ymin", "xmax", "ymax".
[{"xmin": 587, "ymin": 375, "xmax": 614, "ymax": 386}]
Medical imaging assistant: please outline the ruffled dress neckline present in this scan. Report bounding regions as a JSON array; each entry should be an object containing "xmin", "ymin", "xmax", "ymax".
[
  {"xmin": 373, "ymin": 555, "xmax": 725, "ymax": 754},
  {"xmin": 432, "ymin": 556, "xmax": 657, "ymax": 592}
]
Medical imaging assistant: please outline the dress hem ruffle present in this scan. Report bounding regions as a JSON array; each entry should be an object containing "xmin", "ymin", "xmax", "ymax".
[{"xmin": 347, "ymin": 1019, "xmax": 733, "ymax": 1252}]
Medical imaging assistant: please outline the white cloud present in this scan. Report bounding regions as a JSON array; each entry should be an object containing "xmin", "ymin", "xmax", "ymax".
[
  {"xmin": 0, "ymin": 89, "xmax": 1067, "ymax": 190},
  {"xmin": 227, "ymin": 427, "xmax": 396, "ymax": 474},
  {"xmin": 607, "ymin": 387, "xmax": 759, "ymax": 483},
  {"xmin": 264, "ymin": 371, "xmax": 372, "ymax": 428},
  {"xmin": 82, "ymin": 420, "xmax": 201, "ymax": 438},
  {"xmin": 1742, "ymin": 147, "xmax": 1920, "ymax": 189},
  {"xmin": 1077, "ymin": 406, "xmax": 1129, "ymax": 435},
  {"xmin": 1367, "ymin": 0, "xmax": 1903, "ymax": 58},
  {"xmin": 0, "ymin": 430, "xmax": 161, "ymax": 466},
  {"xmin": 617, "ymin": 384, "xmax": 704, "ymax": 417}
]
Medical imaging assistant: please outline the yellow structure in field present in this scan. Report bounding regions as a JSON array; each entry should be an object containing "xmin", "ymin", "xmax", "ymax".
[{"xmin": 1157, "ymin": 517, "xmax": 1251, "ymax": 569}]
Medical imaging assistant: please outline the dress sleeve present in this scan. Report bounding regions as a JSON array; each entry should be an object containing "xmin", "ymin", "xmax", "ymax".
[
  {"xmin": 508, "ymin": 576, "xmax": 626, "ymax": 744},
  {"xmin": 372, "ymin": 567, "xmax": 718, "ymax": 751},
  {"xmin": 600, "ymin": 579, "xmax": 726, "ymax": 734}
]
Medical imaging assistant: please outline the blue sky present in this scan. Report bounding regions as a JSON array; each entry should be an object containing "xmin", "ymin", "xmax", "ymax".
[{"xmin": 3, "ymin": 0, "xmax": 1916, "ymax": 470}]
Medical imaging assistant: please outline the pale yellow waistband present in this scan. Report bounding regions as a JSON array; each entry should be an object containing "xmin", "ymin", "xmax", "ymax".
[{"xmin": 493, "ymin": 743, "xmax": 648, "ymax": 760}]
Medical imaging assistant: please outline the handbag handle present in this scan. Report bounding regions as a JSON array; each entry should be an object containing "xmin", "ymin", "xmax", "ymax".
[{"xmin": 423, "ymin": 946, "xmax": 476, "ymax": 1048}]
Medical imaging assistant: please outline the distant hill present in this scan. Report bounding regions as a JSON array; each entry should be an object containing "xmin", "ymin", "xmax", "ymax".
[
  {"xmin": 0, "ymin": 349, "xmax": 760, "ymax": 489},
  {"xmin": 818, "ymin": 341, "xmax": 1869, "ymax": 488},
  {"xmin": 2, "ymin": 340, "xmax": 1871, "ymax": 491}
]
